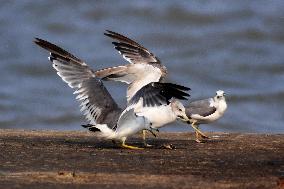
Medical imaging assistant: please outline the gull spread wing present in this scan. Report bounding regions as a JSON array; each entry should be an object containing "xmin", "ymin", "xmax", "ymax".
[
  {"xmin": 185, "ymin": 98, "xmax": 216, "ymax": 118},
  {"xmin": 34, "ymin": 38, "xmax": 122, "ymax": 127},
  {"xmin": 95, "ymin": 30, "xmax": 167, "ymax": 87},
  {"xmin": 104, "ymin": 30, "xmax": 161, "ymax": 65},
  {"xmin": 129, "ymin": 82, "xmax": 190, "ymax": 107}
]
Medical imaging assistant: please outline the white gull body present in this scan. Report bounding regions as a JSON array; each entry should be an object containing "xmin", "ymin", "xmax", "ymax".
[
  {"xmin": 185, "ymin": 90, "xmax": 227, "ymax": 142},
  {"xmin": 129, "ymin": 82, "xmax": 190, "ymax": 130},
  {"xmin": 188, "ymin": 91, "xmax": 227, "ymax": 124}
]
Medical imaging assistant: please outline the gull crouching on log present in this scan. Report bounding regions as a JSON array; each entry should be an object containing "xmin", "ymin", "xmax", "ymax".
[
  {"xmin": 185, "ymin": 90, "xmax": 227, "ymax": 143},
  {"xmin": 87, "ymin": 82, "xmax": 191, "ymax": 148}
]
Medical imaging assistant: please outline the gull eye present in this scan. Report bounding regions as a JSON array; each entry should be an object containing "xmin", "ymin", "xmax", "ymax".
[{"xmin": 178, "ymin": 108, "xmax": 182, "ymax": 111}]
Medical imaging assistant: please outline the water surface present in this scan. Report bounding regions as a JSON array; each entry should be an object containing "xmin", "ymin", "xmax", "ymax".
[{"xmin": 0, "ymin": 0, "xmax": 283, "ymax": 133}]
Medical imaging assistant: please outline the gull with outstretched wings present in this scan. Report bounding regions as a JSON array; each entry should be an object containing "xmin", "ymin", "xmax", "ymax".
[{"xmin": 34, "ymin": 38, "xmax": 190, "ymax": 149}]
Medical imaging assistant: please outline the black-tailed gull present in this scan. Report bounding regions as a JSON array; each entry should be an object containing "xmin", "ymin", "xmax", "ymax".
[{"xmin": 185, "ymin": 90, "xmax": 227, "ymax": 143}]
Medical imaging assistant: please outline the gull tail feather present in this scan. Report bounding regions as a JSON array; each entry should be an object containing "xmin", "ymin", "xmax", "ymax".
[{"xmin": 82, "ymin": 124, "xmax": 116, "ymax": 139}]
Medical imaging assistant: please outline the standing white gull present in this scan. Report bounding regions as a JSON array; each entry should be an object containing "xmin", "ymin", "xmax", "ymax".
[
  {"xmin": 185, "ymin": 90, "xmax": 227, "ymax": 143},
  {"xmin": 95, "ymin": 30, "xmax": 168, "ymax": 102},
  {"xmin": 34, "ymin": 38, "xmax": 190, "ymax": 149},
  {"xmin": 129, "ymin": 82, "xmax": 190, "ymax": 146}
]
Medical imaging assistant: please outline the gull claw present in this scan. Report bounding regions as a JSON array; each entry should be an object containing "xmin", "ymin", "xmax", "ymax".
[
  {"xmin": 159, "ymin": 144, "xmax": 176, "ymax": 150},
  {"xmin": 195, "ymin": 139, "xmax": 205, "ymax": 143},
  {"xmin": 200, "ymin": 134, "xmax": 210, "ymax": 139},
  {"xmin": 144, "ymin": 143, "xmax": 153, "ymax": 147}
]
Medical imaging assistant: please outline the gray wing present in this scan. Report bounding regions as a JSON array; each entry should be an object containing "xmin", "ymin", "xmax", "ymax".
[
  {"xmin": 95, "ymin": 30, "xmax": 167, "ymax": 84},
  {"xmin": 129, "ymin": 82, "xmax": 190, "ymax": 107},
  {"xmin": 95, "ymin": 30, "xmax": 167, "ymax": 85},
  {"xmin": 34, "ymin": 38, "xmax": 122, "ymax": 127},
  {"xmin": 104, "ymin": 30, "xmax": 161, "ymax": 65},
  {"xmin": 185, "ymin": 98, "xmax": 216, "ymax": 118}
]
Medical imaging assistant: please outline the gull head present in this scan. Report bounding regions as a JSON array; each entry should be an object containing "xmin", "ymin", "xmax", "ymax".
[
  {"xmin": 171, "ymin": 100, "xmax": 189, "ymax": 122},
  {"xmin": 160, "ymin": 65, "xmax": 168, "ymax": 78},
  {"xmin": 214, "ymin": 90, "xmax": 226, "ymax": 101}
]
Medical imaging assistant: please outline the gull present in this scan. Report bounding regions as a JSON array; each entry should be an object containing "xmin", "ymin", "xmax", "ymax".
[
  {"xmin": 185, "ymin": 90, "xmax": 227, "ymax": 143},
  {"xmin": 95, "ymin": 30, "xmax": 168, "ymax": 102},
  {"xmin": 128, "ymin": 82, "xmax": 190, "ymax": 146},
  {"xmin": 87, "ymin": 82, "xmax": 190, "ymax": 148},
  {"xmin": 95, "ymin": 30, "xmax": 192, "ymax": 145},
  {"xmin": 34, "ymin": 38, "xmax": 190, "ymax": 149}
]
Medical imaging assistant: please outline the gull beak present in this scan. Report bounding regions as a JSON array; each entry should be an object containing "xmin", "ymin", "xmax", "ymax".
[{"xmin": 177, "ymin": 113, "xmax": 190, "ymax": 122}]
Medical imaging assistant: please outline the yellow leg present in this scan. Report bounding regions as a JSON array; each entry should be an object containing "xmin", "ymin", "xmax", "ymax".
[
  {"xmin": 195, "ymin": 129, "xmax": 203, "ymax": 143},
  {"xmin": 191, "ymin": 122, "xmax": 209, "ymax": 139},
  {"xmin": 142, "ymin": 130, "xmax": 153, "ymax": 147},
  {"xmin": 121, "ymin": 137, "xmax": 144, "ymax": 150}
]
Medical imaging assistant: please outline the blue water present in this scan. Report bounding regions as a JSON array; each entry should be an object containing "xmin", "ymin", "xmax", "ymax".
[{"xmin": 0, "ymin": 0, "xmax": 283, "ymax": 133}]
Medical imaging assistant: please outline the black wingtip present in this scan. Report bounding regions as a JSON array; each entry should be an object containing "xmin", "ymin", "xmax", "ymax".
[
  {"xmin": 34, "ymin": 37, "xmax": 39, "ymax": 43},
  {"xmin": 105, "ymin": 30, "xmax": 117, "ymax": 35},
  {"xmin": 112, "ymin": 42, "xmax": 119, "ymax": 46},
  {"xmin": 88, "ymin": 127, "xmax": 101, "ymax": 132},
  {"xmin": 34, "ymin": 37, "xmax": 41, "ymax": 41},
  {"xmin": 33, "ymin": 38, "xmax": 83, "ymax": 63},
  {"xmin": 33, "ymin": 37, "xmax": 52, "ymax": 50},
  {"xmin": 104, "ymin": 30, "xmax": 115, "ymax": 37},
  {"xmin": 104, "ymin": 32, "xmax": 112, "ymax": 37},
  {"xmin": 81, "ymin": 124, "xmax": 92, "ymax": 128},
  {"xmin": 33, "ymin": 37, "xmax": 42, "ymax": 45},
  {"xmin": 167, "ymin": 83, "xmax": 191, "ymax": 92},
  {"xmin": 81, "ymin": 124, "xmax": 101, "ymax": 132},
  {"xmin": 33, "ymin": 37, "xmax": 48, "ymax": 45},
  {"xmin": 180, "ymin": 95, "xmax": 190, "ymax": 100}
]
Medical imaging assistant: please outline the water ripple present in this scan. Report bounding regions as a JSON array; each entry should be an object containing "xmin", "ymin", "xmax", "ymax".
[{"xmin": 0, "ymin": 0, "xmax": 283, "ymax": 133}]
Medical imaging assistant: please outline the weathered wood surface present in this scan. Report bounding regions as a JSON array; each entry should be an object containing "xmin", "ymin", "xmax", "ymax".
[{"xmin": 0, "ymin": 129, "xmax": 283, "ymax": 189}]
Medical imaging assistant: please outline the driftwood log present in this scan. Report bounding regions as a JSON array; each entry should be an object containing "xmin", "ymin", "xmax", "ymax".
[{"xmin": 0, "ymin": 129, "xmax": 283, "ymax": 189}]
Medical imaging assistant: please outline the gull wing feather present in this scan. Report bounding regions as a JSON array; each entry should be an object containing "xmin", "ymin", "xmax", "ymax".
[
  {"xmin": 185, "ymin": 98, "xmax": 216, "ymax": 118},
  {"xmin": 34, "ymin": 38, "xmax": 122, "ymax": 127},
  {"xmin": 104, "ymin": 30, "xmax": 161, "ymax": 65},
  {"xmin": 95, "ymin": 31, "xmax": 167, "ymax": 87},
  {"xmin": 129, "ymin": 82, "xmax": 190, "ymax": 107}
]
